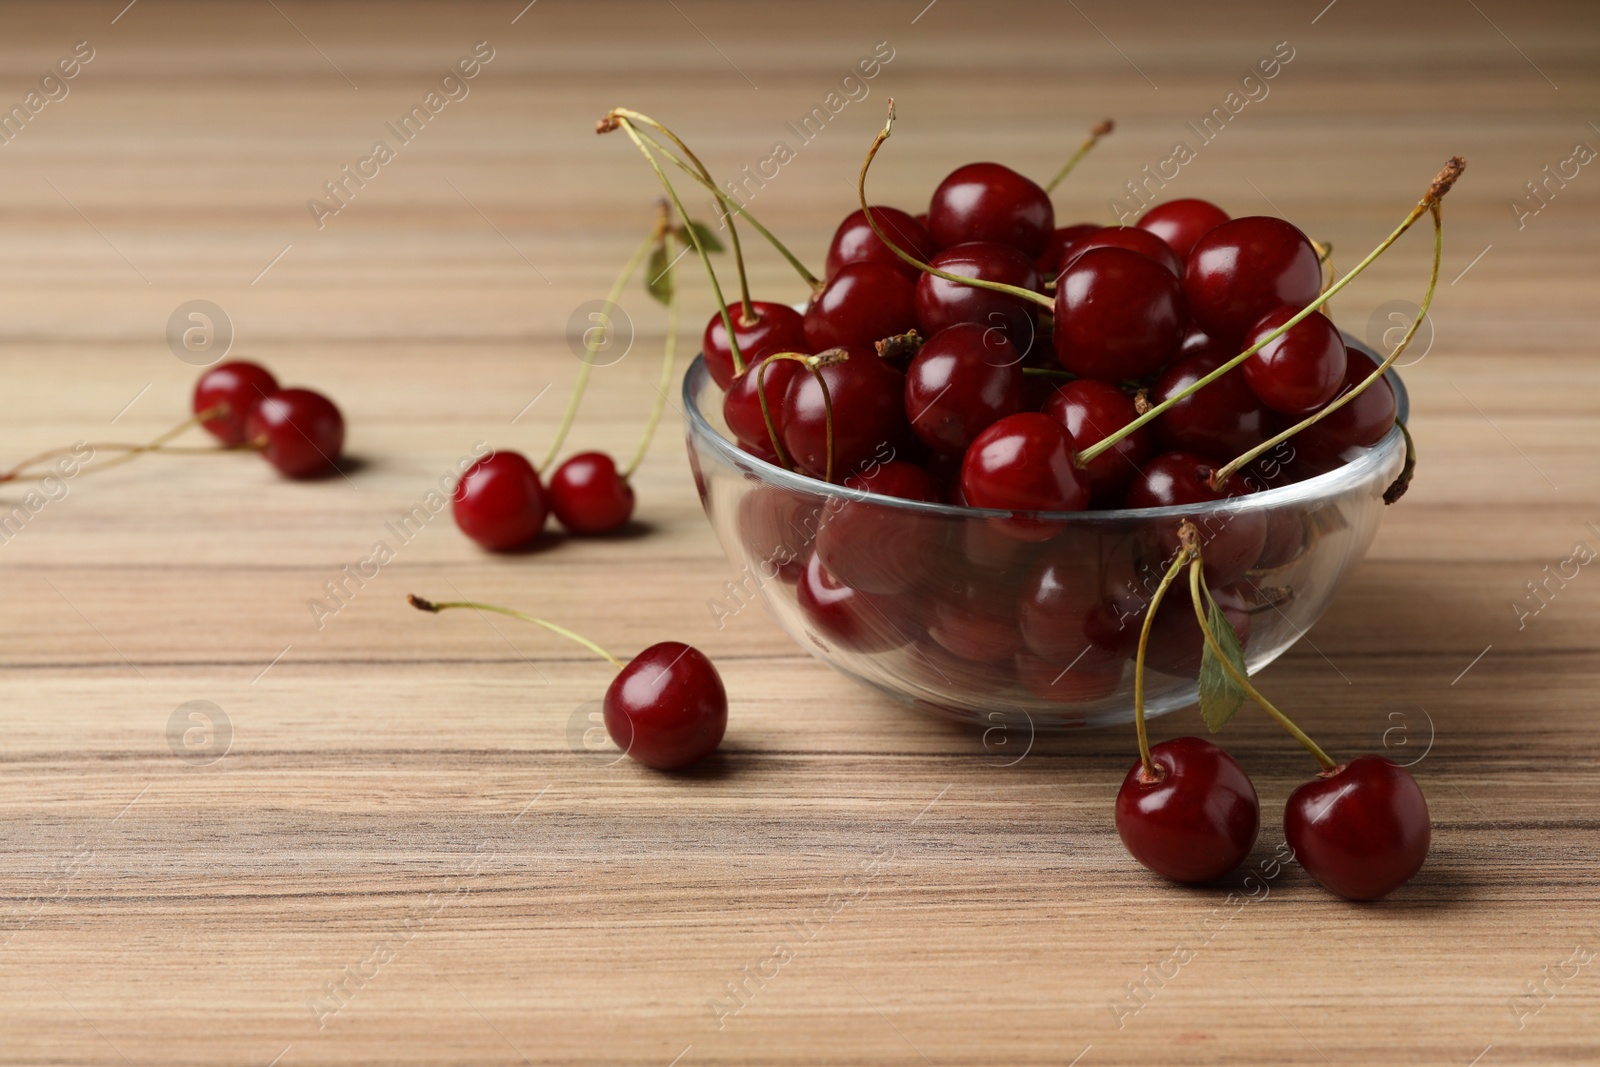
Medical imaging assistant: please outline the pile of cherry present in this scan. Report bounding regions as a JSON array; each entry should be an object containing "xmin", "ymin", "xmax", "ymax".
[{"xmin": 191, "ymin": 361, "xmax": 345, "ymax": 477}]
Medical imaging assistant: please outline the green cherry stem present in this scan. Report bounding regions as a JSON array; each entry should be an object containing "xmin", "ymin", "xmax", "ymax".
[
  {"xmin": 1186, "ymin": 560, "xmax": 1337, "ymax": 772},
  {"xmin": 753, "ymin": 355, "xmax": 795, "ymax": 471},
  {"xmin": 622, "ymin": 233, "xmax": 681, "ymax": 480},
  {"xmin": 1075, "ymin": 157, "xmax": 1465, "ymax": 470},
  {"xmin": 764, "ymin": 350, "xmax": 841, "ymax": 483},
  {"xmin": 1132, "ymin": 543, "xmax": 1195, "ymax": 781},
  {"xmin": 408, "ymin": 594, "xmax": 625, "ymax": 670},
  {"xmin": 859, "ymin": 100, "xmax": 1054, "ymax": 311},
  {"xmin": 1043, "ymin": 118, "xmax": 1113, "ymax": 194},
  {"xmin": 0, "ymin": 406, "xmax": 236, "ymax": 484}
]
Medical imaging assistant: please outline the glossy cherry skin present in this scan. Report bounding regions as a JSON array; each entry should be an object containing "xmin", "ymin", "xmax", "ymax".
[
  {"xmin": 1289, "ymin": 351, "xmax": 1397, "ymax": 472},
  {"xmin": 1184, "ymin": 216, "xmax": 1322, "ymax": 342},
  {"xmin": 1116, "ymin": 736, "xmax": 1260, "ymax": 883},
  {"xmin": 915, "ymin": 242, "xmax": 1042, "ymax": 354},
  {"xmin": 1053, "ymin": 247, "xmax": 1186, "ymax": 381},
  {"xmin": 1152, "ymin": 348, "xmax": 1271, "ymax": 459},
  {"xmin": 825, "ymin": 206, "xmax": 938, "ymax": 279},
  {"xmin": 453, "ymin": 450, "xmax": 549, "ymax": 550},
  {"xmin": 1036, "ymin": 223, "xmax": 1099, "ymax": 275},
  {"xmin": 1285, "ymin": 755, "xmax": 1430, "ymax": 900},
  {"xmin": 702, "ymin": 302, "xmax": 809, "ymax": 391},
  {"xmin": 1135, "ymin": 198, "xmax": 1230, "ymax": 260},
  {"xmin": 194, "ymin": 361, "xmax": 279, "ymax": 445},
  {"xmin": 927, "ymin": 161, "xmax": 1054, "ymax": 257},
  {"xmin": 548, "ymin": 452, "xmax": 635, "ymax": 534},
  {"xmin": 724, "ymin": 356, "xmax": 802, "ymax": 455},
  {"xmin": 795, "ymin": 549, "xmax": 921, "ymax": 654},
  {"xmin": 904, "ymin": 323, "xmax": 1025, "ymax": 456},
  {"xmin": 961, "ymin": 412, "xmax": 1090, "ymax": 512},
  {"xmin": 1060, "ymin": 225, "xmax": 1183, "ymax": 278},
  {"xmin": 1241, "ymin": 307, "xmax": 1347, "ymax": 415},
  {"xmin": 245, "ymin": 388, "xmax": 344, "ymax": 479},
  {"xmin": 781, "ymin": 346, "xmax": 910, "ymax": 481},
  {"xmin": 814, "ymin": 460, "xmax": 940, "ymax": 595},
  {"xmin": 603, "ymin": 642, "xmax": 727, "ymax": 770},
  {"xmin": 1020, "ymin": 558, "xmax": 1126, "ymax": 669},
  {"xmin": 1124, "ymin": 451, "xmax": 1268, "ymax": 588},
  {"xmin": 1042, "ymin": 379, "xmax": 1153, "ymax": 503},
  {"xmin": 803, "ymin": 262, "xmax": 917, "ymax": 351}
]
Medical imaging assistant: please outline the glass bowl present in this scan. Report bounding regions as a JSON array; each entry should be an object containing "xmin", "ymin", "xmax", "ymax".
[{"xmin": 682, "ymin": 339, "xmax": 1408, "ymax": 730}]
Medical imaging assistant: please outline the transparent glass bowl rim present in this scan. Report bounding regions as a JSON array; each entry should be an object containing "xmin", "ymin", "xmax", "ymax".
[{"xmin": 681, "ymin": 334, "xmax": 1409, "ymax": 524}]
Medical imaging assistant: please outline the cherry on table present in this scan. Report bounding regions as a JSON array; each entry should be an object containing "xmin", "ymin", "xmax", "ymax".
[
  {"xmin": 1285, "ymin": 754, "xmax": 1430, "ymax": 900},
  {"xmin": 453, "ymin": 450, "xmax": 549, "ymax": 551},
  {"xmin": 826, "ymin": 206, "xmax": 938, "ymax": 279},
  {"xmin": 1135, "ymin": 198, "xmax": 1231, "ymax": 260},
  {"xmin": 1053, "ymin": 246, "xmax": 1186, "ymax": 381},
  {"xmin": 604, "ymin": 641, "xmax": 728, "ymax": 770},
  {"xmin": 1152, "ymin": 347, "xmax": 1271, "ymax": 459},
  {"xmin": 803, "ymin": 262, "xmax": 918, "ymax": 351},
  {"xmin": 702, "ymin": 302, "xmax": 808, "ymax": 391},
  {"xmin": 194, "ymin": 361, "xmax": 279, "ymax": 445},
  {"xmin": 1184, "ymin": 215, "xmax": 1322, "ymax": 342},
  {"xmin": 914, "ymin": 241, "xmax": 1042, "ymax": 353},
  {"xmin": 904, "ymin": 322, "xmax": 1025, "ymax": 457},
  {"xmin": 1242, "ymin": 307, "xmax": 1348, "ymax": 416},
  {"xmin": 548, "ymin": 451, "xmax": 635, "ymax": 534},
  {"xmin": 246, "ymin": 387, "xmax": 345, "ymax": 479},
  {"xmin": 780, "ymin": 345, "xmax": 910, "ymax": 481},
  {"xmin": 927, "ymin": 161, "xmax": 1055, "ymax": 257},
  {"xmin": 1116, "ymin": 736, "xmax": 1260, "ymax": 883},
  {"xmin": 1041, "ymin": 379, "xmax": 1153, "ymax": 503}
]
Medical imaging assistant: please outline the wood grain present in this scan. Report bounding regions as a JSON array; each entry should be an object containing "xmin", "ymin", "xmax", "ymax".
[{"xmin": 2, "ymin": 1, "xmax": 1598, "ymax": 1063}]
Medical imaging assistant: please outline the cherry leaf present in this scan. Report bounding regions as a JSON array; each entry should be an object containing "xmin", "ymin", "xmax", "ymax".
[
  {"xmin": 644, "ymin": 244, "xmax": 674, "ymax": 306},
  {"xmin": 675, "ymin": 221, "xmax": 724, "ymax": 254},
  {"xmin": 1198, "ymin": 597, "xmax": 1248, "ymax": 734}
]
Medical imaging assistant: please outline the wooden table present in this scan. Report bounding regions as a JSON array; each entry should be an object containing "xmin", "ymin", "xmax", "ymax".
[{"xmin": 2, "ymin": 1, "xmax": 1597, "ymax": 1063}]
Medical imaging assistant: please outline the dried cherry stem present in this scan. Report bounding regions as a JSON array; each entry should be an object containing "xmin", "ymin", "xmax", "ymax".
[
  {"xmin": 1133, "ymin": 543, "xmax": 1195, "ymax": 781},
  {"xmin": 1383, "ymin": 417, "xmax": 1416, "ymax": 505},
  {"xmin": 764, "ymin": 350, "xmax": 842, "ymax": 483},
  {"xmin": 1210, "ymin": 198, "xmax": 1443, "ymax": 489},
  {"xmin": 605, "ymin": 114, "xmax": 747, "ymax": 376},
  {"xmin": 408, "ymin": 594, "xmax": 625, "ymax": 670},
  {"xmin": 622, "ymin": 232, "xmax": 681, "ymax": 480},
  {"xmin": 859, "ymin": 100, "xmax": 1054, "ymax": 310},
  {"xmin": 1187, "ymin": 559, "xmax": 1337, "ymax": 772},
  {"xmin": 1043, "ymin": 118, "xmax": 1114, "ymax": 194},
  {"xmin": 1076, "ymin": 157, "xmax": 1465, "ymax": 468},
  {"xmin": 0, "ymin": 407, "xmax": 235, "ymax": 484}
]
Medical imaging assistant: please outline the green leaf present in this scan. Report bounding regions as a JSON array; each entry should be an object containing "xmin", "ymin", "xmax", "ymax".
[
  {"xmin": 675, "ymin": 220, "xmax": 724, "ymax": 254},
  {"xmin": 1198, "ymin": 594, "xmax": 1248, "ymax": 734},
  {"xmin": 644, "ymin": 244, "xmax": 674, "ymax": 306}
]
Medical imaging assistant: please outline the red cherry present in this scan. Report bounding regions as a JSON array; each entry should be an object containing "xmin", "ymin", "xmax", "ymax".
[
  {"xmin": 1020, "ymin": 558, "xmax": 1126, "ymax": 668},
  {"xmin": 1041, "ymin": 379, "xmax": 1153, "ymax": 503},
  {"xmin": 453, "ymin": 451, "xmax": 549, "ymax": 551},
  {"xmin": 1036, "ymin": 223, "xmax": 1100, "ymax": 275},
  {"xmin": 1053, "ymin": 247, "xmax": 1186, "ymax": 381},
  {"xmin": 814, "ymin": 460, "xmax": 940, "ymax": 595},
  {"xmin": 960, "ymin": 412, "xmax": 1090, "ymax": 527},
  {"xmin": 1289, "ymin": 351, "xmax": 1397, "ymax": 471},
  {"xmin": 1060, "ymin": 225, "xmax": 1183, "ymax": 278},
  {"xmin": 780, "ymin": 346, "xmax": 909, "ymax": 481},
  {"xmin": 803, "ymin": 262, "xmax": 917, "ymax": 351},
  {"xmin": 927, "ymin": 162, "xmax": 1054, "ymax": 256},
  {"xmin": 904, "ymin": 323, "xmax": 1025, "ymax": 457},
  {"xmin": 1116, "ymin": 736, "xmax": 1260, "ymax": 883},
  {"xmin": 245, "ymin": 387, "xmax": 344, "ymax": 479},
  {"xmin": 723, "ymin": 356, "xmax": 802, "ymax": 455},
  {"xmin": 1124, "ymin": 451, "xmax": 1268, "ymax": 587},
  {"xmin": 1241, "ymin": 307, "xmax": 1347, "ymax": 416},
  {"xmin": 735, "ymin": 485, "xmax": 819, "ymax": 584},
  {"xmin": 702, "ymin": 302, "xmax": 808, "ymax": 391},
  {"xmin": 1184, "ymin": 216, "xmax": 1322, "ymax": 341},
  {"xmin": 1152, "ymin": 348, "xmax": 1271, "ymax": 458},
  {"xmin": 603, "ymin": 641, "xmax": 727, "ymax": 770},
  {"xmin": 1014, "ymin": 654, "xmax": 1121, "ymax": 703},
  {"xmin": 795, "ymin": 549, "xmax": 921, "ymax": 654},
  {"xmin": 548, "ymin": 452, "xmax": 635, "ymax": 534},
  {"xmin": 825, "ymin": 206, "xmax": 938, "ymax": 279},
  {"xmin": 1285, "ymin": 755, "xmax": 1430, "ymax": 900},
  {"xmin": 1135, "ymin": 198, "xmax": 1231, "ymax": 260},
  {"xmin": 194, "ymin": 361, "xmax": 279, "ymax": 445},
  {"xmin": 914, "ymin": 242, "xmax": 1042, "ymax": 353}
]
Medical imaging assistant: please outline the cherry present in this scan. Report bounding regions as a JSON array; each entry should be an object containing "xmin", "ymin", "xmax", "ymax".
[
  {"xmin": 1116, "ymin": 736, "xmax": 1260, "ymax": 883},
  {"xmin": 1014, "ymin": 653, "xmax": 1121, "ymax": 704},
  {"xmin": 927, "ymin": 162, "xmax": 1054, "ymax": 257},
  {"xmin": 1152, "ymin": 348, "xmax": 1271, "ymax": 459},
  {"xmin": 1036, "ymin": 223, "xmax": 1099, "ymax": 276},
  {"xmin": 1124, "ymin": 452, "xmax": 1268, "ymax": 588},
  {"xmin": 194, "ymin": 361, "xmax": 279, "ymax": 445},
  {"xmin": 735, "ymin": 484, "xmax": 819, "ymax": 584},
  {"xmin": 702, "ymin": 302, "xmax": 808, "ymax": 391},
  {"xmin": 904, "ymin": 323, "xmax": 1025, "ymax": 456},
  {"xmin": 1284, "ymin": 755, "xmax": 1430, "ymax": 900},
  {"xmin": 1053, "ymin": 247, "xmax": 1185, "ymax": 381},
  {"xmin": 795, "ymin": 549, "xmax": 921, "ymax": 654},
  {"xmin": 723, "ymin": 356, "xmax": 802, "ymax": 456},
  {"xmin": 814, "ymin": 460, "xmax": 940, "ymax": 595},
  {"xmin": 1289, "ymin": 352, "xmax": 1397, "ymax": 472},
  {"xmin": 1059, "ymin": 225, "xmax": 1183, "ymax": 278},
  {"xmin": 959, "ymin": 412, "xmax": 1090, "ymax": 534},
  {"xmin": 781, "ymin": 346, "xmax": 909, "ymax": 481},
  {"xmin": 803, "ymin": 262, "xmax": 917, "ymax": 351},
  {"xmin": 825, "ymin": 206, "xmax": 938, "ymax": 279},
  {"xmin": 1184, "ymin": 216, "xmax": 1322, "ymax": 341},
  {"xmin": 914, "ymin": 242, "xmax": 1042, "ymax": 354},
  {"xmin": 1241, "ymin": 307, "xmax": 1347, "ymax": 416},
  {"xmin": 1020, "ymin": 558, "xmax": 1127, "ymax": 669},
  {"xmin": 1135, "ymin": 198, "xmax": 1230, "ymax": 260},
  {"xmin": 604, "ymin": 641, "xmax": 728, "ymax": 770},
  {"xmin": 548, "ymin": 451, "xmax": 635, "ymax": 534},
  {"xmin": 1041, "ymin": 379, "xmax": 1153, "ymax": 503},
  {"xmin": 245, "ymin": 387, "xmax": 344, "ymax": 479},
  {"xmin": 453, "ymin": 450, "xmax": 549, "ymax": 551}
]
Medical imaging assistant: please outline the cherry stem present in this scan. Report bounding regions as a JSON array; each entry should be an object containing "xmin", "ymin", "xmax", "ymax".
[
  {"xmin": 407, "ymin": 594, "xmax": 626, "ymax": 670},
  {"xmin": 1043, "ymin": 118, "xmax": 1113, "ymax": 194},
  {"xmin": 1210, "ymin": 199, "xmax": 1443, "ymax": 489},
  {"xmin": 0, "ymin": 407, "xmax": 234, "ymax": 484},
  {"xmin": 1186, "ymin": 560, "xmax": 1337, "ymax": 772},
  {"xmin": 622, "ymin": 232, "xmax": 681, "ymax": 480},
  {"xmin": 765, "ymin": 350, "xmax": 840, "ymax": 482},
  {"xmin": 622, "ymin": 120, "xmax": 822, "ymax": 294},
  {"xmin": 753, "ymin": 355, "xmax": 795, "ymax": 471},
  {"xmin": 1075, "ymin": 157, "xmax": 1465, "ymax": 469},
  {"xmin": 542, "ymin": 225, "xmax": 659, "ymax": 474},
  {"xmin": 1383, "ymin": 417, "xmax": 1416, "ymax": 505},
  {"xmin": 608, "ymin": 115, "xmax": 746, "ymax": 376},
  {"xmin": 858, "ymin": 100, "xmax": 1054, "ymax": 311},
  {"xmin": 1133, "ymin": 543, "xmax": 1194, "ymax": 780}
]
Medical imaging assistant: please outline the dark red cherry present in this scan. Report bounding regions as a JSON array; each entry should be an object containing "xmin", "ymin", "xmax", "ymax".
[
  {"xmin": 781, "ymin": 346, "xmax": 909, "ymax": 481},
  {"xmin": 927, "ymin": 161, "xmax": 1054, "ymax": 256},
  {"xmin": 1116, "ymin": 736, "xmax": 1260, "ymax": 883},
  {"xmin": 803, "ymin": 262, "xmax": 917, "ymax": 351},
  {"xmin": 1285, "ymin": 755, "xmax": 1430, "ymax": 900},
  {"xmin": 1241, "ymin": 307, "xmax": 1347, "ymax": 415},
  {"xmin": 1060, "ymin": 225, "xmax": 1183, "ymax": 278},
  {"xmin": 1184, "ymin": 216, "xmax": 1322, "ymax": 341},
  {"xmin": 453, "ymin": 450, "xmax": 548, "ymax": 551},
  {"xmin": 1036, "ymin": 223, "xmax": 1099, "ymax": 275},
  {"xmin": 724, "ymin": 356, "xmax": 802, "ymax": 455},
  {"xmin": 1041, "ymin": 379, "xmax": 1153, "ymax": 503},
  {"xmin": 915, "ymin": 242, "xmax": 1042, "ymax": 354},
  {"xmin": 1136, "ymin": 198, "xmax": 1230, "ymax": 260},
  {"xmin": 548, "ymin": 452, "xmax": 635, "ymax": 534},
  {"xmin": 825, "ymin": 206, "xmax": 938, "ymax": 279},
  {"xmin": 245, "ymin": 387, "xmax": 344, "ymax": 479},
  {"xmin": 702, "ymin": 302, "xmax": 808, "ymax": 391},
  {"xmin": 904, "ymin": 323, "xmax": 1025, "ymax": 456},
  {"xmin": 960, "ymin": 412, "xmax": 1090, "ymax": 525},
  {"xmin": 1053, "ymin": 247, "xmax": 1185, "ymax": 381},
  {"xmin": 795, "ymin": 549, "xmax": 921, "ymax": 654},
  {"xmin": 1014, "ymin": 654, "xmax": 1121, "ymax": 704},
  {"xmin": 814, "ymin": 460, "xmax": 940, "ymax": 595},
  {"xmin": 603, "ymin": 641, "xmax": 727, "ymax": 770},
  {"xmin": 1124, "ymin": 451, "xmax": 1268, "ymax": 587},
  {"xmin": 194, "ymin": 361, "xmax": 279, "ymax": 445},
  {"xmin": 1289, "ymin": 351, "xmax": 1397, "ymax": 472},
  {"xmin": 1020, "ymin": 559, "xmax": 1126, "ymax": 669},
  {"xmin": 1152, "ymin": 348, "xmax": 1271, "ymax": 458},
  {"xmin": 736, "ymin": 485, "xmax": 820, "ymax": 584}
]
